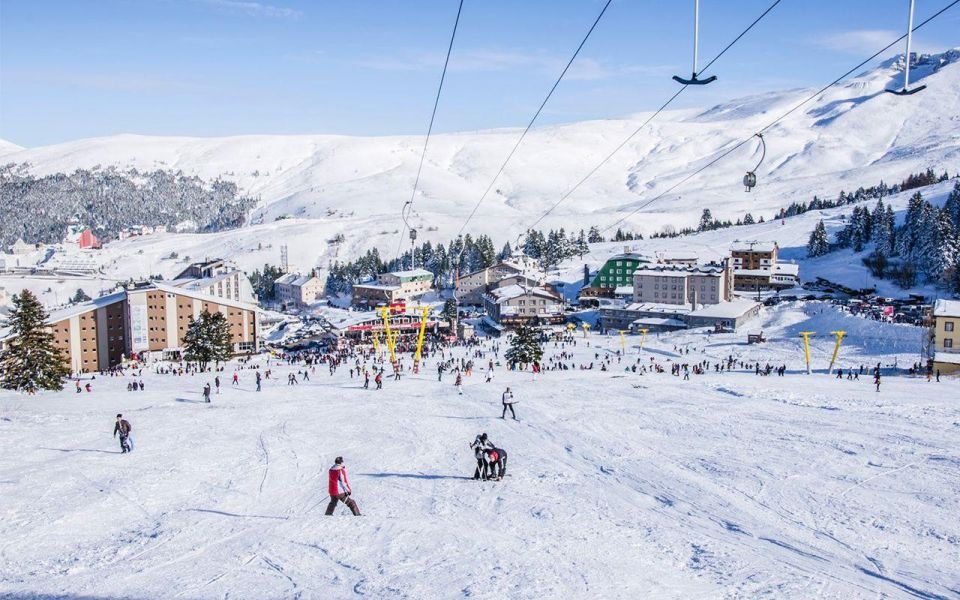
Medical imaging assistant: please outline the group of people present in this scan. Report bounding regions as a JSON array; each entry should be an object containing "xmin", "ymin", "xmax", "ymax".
[{"xmin": 470, "ymin": 433, "xmax": 508, "ymax": 481}]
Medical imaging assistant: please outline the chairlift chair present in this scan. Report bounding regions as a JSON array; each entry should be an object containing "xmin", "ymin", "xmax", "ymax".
[
  {"xmin": 743, "ymin": 133, "xmax": 765, "ymax": 192},
  {"xmin": 673, "ymin": 0, "xmax": 717, "ymax": 85},
  {"xmin": 886, "ymin": 0, "xmax": 926, "ymax": 95}
]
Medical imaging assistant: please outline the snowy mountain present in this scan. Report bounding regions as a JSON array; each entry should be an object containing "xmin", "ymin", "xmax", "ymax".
[
  {"xmin": 0, "ymin": 139, "xmax": 23, "ymax": 157},
  {"xmin": 2, "ymin": 49, "xmax": 958, "ymax": 284}
]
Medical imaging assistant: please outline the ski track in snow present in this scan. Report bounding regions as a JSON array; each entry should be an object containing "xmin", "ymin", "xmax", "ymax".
[{"xmin": 1, "ymin": 304, "xmax": 959, "ymax": 598}]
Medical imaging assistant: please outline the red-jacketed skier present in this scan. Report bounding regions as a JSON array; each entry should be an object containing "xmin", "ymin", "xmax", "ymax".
[{"xmin": 325, "ymin": 456, "xmax": 361, "ymax": 516}]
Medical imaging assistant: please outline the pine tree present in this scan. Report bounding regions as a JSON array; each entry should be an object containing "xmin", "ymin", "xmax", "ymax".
[
  {"xmin": 944, "ymin": 180, "xmax": 960, "ymax": 229},
  {"xmin": 583, "ymin": 264, "xmax": 591, "ymax": 285},
  {"xmin": 442, "ymin": 298, "xmax": 458, "ymax": 324},
  {"xmin": 872, "ymin": 201, "xmax": 894, "ymax": 258},
  {"xmin": 504, "ymin": 325, "xmax": 543, "ymax": 366},
  {"xmin": 807, "ymin": 220, "xmax": 830, "ymax": 257},
  {"xmin": 743, "ymin": 213, "xmax": 755, "ymax": 225},
  {"xmin": 0, "ymin": 290, "xmax": 70, "ymax": 393},
  {"xmin": 575, "ymin": 229, "xmax": 589, "ymax": 257},
  {"xmin": 698, "ymin": 209, "xmax": 713, "ymax": 231},
  {"xmin": 930, "ymin": 207, "xmax": 958, "ymax": 282},
  {"xmin": 497, "ymin": 241, "xmax": 513, "ymax": 261},
  {"xmin": 182, "ymin": 311, "xmax": 233, "ymax": 370},
  {"xmin": 71, "ymin": 289, "xmax": 91, "ymax": 303},
  {"xmin": 587, "ymin": 226, "xmax": 604, "ymax": 244}
]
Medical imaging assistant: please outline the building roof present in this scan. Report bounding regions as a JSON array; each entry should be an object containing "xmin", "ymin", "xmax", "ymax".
[
  {"xmin": 460, "ymin": 260, "xmax": 525, "ymax": 279},
  {"xmin": 353, "ymin": 283, "xmax": 400, "ymax": 292},
  {"xmin": 933, "ymin": 299, "xmax": 960, "ymax": 318},
  {"xmin": 634, "ymin": 264, "xmax": 724, "ymax": 278},
  {"xmin": 606, "ymin": 252, "xmax": 649, "ymax": 262},
  {"xmin": 613, "ymin": 286, "xmax": 634, "ymax": 296},
  {"xmin": 731, "ymin": 241, "xmax": 778, "ymax": 253},
  {"xmin": 388, "ymin": 268, "xmax": 433, "ymax": 278},
  {"xmin": 46, "ymin": 291, "xmax": 128, "ymax": 325},
  {"xmin": 620, "ymin": 302, "xmax": 693, "ymax": 316},
  {"xmin": 486, "ymin": 284, "xmax": 560, "ymax": 304},
  {"xmin": 933, "ymin": 352, "xmax": 960, "ymax": 365},
  {"xmin": 630, "ymin": 317, "xmax": 686, "ymax": 328},
  {"xmin": 150, "ymin": 281, "xmax": 259, "ymax": 312},
  {"xmin": 688, "ymin": 298, "xmax": 760, "ymax": 319},
  {"xmin": 275, "ymin": 273, "xmax": 321, "ymax": 287}
]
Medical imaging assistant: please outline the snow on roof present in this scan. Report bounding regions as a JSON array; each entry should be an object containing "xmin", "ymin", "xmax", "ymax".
[
  {"xmin": 634, "ymin": 265, "xmax": 724, "ymax": 278},
  {"xmin": 487, "ymin": 284, "xmax": 560, "ymax": 303},
  {"xmin": 388, "ymin": 268, "xmax": 433, "ymax": 278},
  {"xmin": 688, "ymin": 299, "xmax": 761, "ymax": 319},
  {"xmin": 933, "ymin": 299, "xmax": 960, "ymax": 318},
  {"xmin": 151, "ymin": 281, "xmax": 259, "ymax": 312},
  {"xmin": 731, "ymin": 241, "xmax": 777, "ymax": 253},
  {"xmin": 933, "ymin": 352, "xmax": 960, "ymax": 365},
  {"xmin": 622, "ymin": 302, "xmax": 693, "ymax": 315},
  {"xmin": 607, "ymin": 252, "xmax": 649, "ymax": 262},
  {"xmin": 45, "ymin": 291, "xmax": 127, "ymax": 324},
  {"xmin": 775, "ymin": 263, "xmax": 800, "ymax": 276},
  {"xmin": 630, "ymin": 317, "xmax": 686, "ymax": 327},
  {"xmin": 613, "ymin": 286, "xmax": 634, "ymax": 296},
  {"xmin": 353, "ymin": 283, "xmax": 400, "ymax": 291},
  {"xmin": 275, "ymin": 273, "xmax": 320, "ymax": 287}
]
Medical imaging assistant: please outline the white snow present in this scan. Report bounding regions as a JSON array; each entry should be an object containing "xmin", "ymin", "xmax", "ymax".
[{"xmin": 1, "ymin": 303, "xmax": 957, "ymax": 598}]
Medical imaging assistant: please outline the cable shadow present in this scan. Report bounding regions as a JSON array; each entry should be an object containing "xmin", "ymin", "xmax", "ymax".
[
  {"xmin": 184, "ymin": 508, "xmax": 288, "ymax": 520},
  {"xmin": 358, "ymin": 472, "xmax": 474, "ymax": 481},
  {"xmin": 39, "ymin": 447, "xmax": 120, "ymax": 454}
]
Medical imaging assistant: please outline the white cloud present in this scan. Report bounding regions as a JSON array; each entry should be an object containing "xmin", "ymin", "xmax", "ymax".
[
  {"xmin": 814, "ymin": 29, "xmax": 940, "ymax": 55},
  {"xmin": 198, "ymin": 0, "xmax": 301, "ymax": 19},
  {"xmin": 297, "ymin": 48, "xmax": 673, "ymax": 81}
]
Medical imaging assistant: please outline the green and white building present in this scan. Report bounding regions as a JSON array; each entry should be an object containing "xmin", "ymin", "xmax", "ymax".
[{"xmin": 589, "ymin": 253, "xmax": 650, "ymax": 294}]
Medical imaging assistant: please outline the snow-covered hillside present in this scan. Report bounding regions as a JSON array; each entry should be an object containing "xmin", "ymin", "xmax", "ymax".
[
  {"xmin": 1, "ymin": 303, "xmax": 957, "ymax": 598},
  {"xmin": 4, "ymin": 50, "xmax": 959, "ymax": 259}
]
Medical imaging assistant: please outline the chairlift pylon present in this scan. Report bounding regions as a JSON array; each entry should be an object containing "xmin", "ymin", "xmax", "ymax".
[
  {"xmin": 887, "ymin": 0, "xmax": 926, "ymax": 95},
  {"xmin": 742, "ymin": 133, "xmax": 765, "ymax": 192},
  {"xmin": 673, "ymin": 0, "xmax": 717, "ymax": 86}
]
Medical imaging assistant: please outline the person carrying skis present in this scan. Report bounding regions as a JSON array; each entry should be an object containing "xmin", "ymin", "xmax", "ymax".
[
  {"xmin": 325, "ymin": 456, "xmax": 361, "ymax": 516},
  {"xmin": 113, "ymin": 414, "xmax": 132, "ymax": 454},
  {"xmin": 501, "ymin": 387, "xmax": 517, "ymax": 420}
]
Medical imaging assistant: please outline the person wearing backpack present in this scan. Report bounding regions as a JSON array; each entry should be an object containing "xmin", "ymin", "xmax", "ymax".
[{"xmin": 113, "ymin": 414, "xmax": 132, "ymax": 454}]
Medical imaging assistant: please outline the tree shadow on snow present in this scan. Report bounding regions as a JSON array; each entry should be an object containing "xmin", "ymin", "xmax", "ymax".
[
  {"xmin": 174, "ymin": 397, "xmax": 206, "ymax": 404},
  {"xmin": 359, "ymin": 472, "xmax": 473, "ymax": 481},
  {"xmin": 184, "ymin": 508, "xmax": 288, "ymax": 520}
]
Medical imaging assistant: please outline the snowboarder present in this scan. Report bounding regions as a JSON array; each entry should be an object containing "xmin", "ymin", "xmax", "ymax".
[
  {"xmin": 325, "ymin": 456, "xmax": 361, "ymax": 516},
  {"xmin": 203, "ymin": 383, "xmax": 211, "ymax": 403},
  {"xmin": 501, "ymin": 387, "xmax": 517, "ymax": 420},
  {"xmin": 113, "ymin": 414, "xmax": 132, "ymax": 453}
]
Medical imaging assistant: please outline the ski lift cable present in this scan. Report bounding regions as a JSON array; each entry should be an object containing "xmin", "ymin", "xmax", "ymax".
[
  {"xmin": 452, "ymin": 0, "xmax": 614, "ymax": 243},
  {"xmin": 523, "ymin": 0, "xmax": 783, "ymax": 233},
  {"xmin": 599, "ymin": 0, "xmax": 959, "ymax": 235},
  {"xmin": 395, "ymin": 0, "xmax": 465, "ymax": 264}
]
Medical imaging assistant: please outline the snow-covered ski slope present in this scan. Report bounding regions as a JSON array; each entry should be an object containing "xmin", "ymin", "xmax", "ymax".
[
  {"xmin": 1, "ymin": 304, "xmax": 958, "ymax": 599},
  {"xmin": 2, "ymin": 50, "xmax": 959, "ymax": 257}
]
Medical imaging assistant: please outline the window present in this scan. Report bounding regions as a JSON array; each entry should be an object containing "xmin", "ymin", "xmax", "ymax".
[
  {"xmin": 946, "ymin": 322, "xmax": 955, "ymax": 332},
  {"xmin": 944, "ymin": 338, "xmax": 953, "ymax": 348}
]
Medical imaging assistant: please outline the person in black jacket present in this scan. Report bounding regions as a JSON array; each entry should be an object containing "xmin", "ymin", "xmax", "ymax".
[
  {"xmin": 113, "ymin": 414, "xmax": 132, "ymax": 453},
  {"xmin": 470, "ymin": 433, "xmax": 495, "ymax": 480}
]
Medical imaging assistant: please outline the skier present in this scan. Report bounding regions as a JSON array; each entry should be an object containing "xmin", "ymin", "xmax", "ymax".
[
  {"xmin": 470, "ymin": 433, "xmax": 494, "ymax": 480},
  {"xmin": 874, "ymin": 371, "xmax": 881, "ymax": 393},
  {"xmin": 203, "ymin": 383, "xmax": 211, "ymax": 403},
  {"xmin": 455, "ymin": 373, "xmax": 463, "ymax": 395},
  {"xmin": 501, "ymin": 387, "xmax": 517, "ymax": 420},
  {"xmin": 375, "ymin": 371, "xmax": 383, "ymax": 390},
  {"xmin": 113, "ymin": 414, "xmax": 132, "ymax": 454},
  {"xmin": 215, "ymin": 376, "xmax": 221, "ymax": 394},
  {"xmin": 232, "ymin": 372, "xmax": 239, "ymax": 386},
  {"xmin": 489, "ymin": 446, "xmax": 508, "ymax": 480},
  {"xmin": 325, "ymin": 456, "xmax": 361, "ymax": 516},
  {"xmin": 256, "ymin": 371, "xmax": 262, "ymax": 392},
  {"xmin": 363, "ymin": 370, "xmax": 370, "ymax": 389}
]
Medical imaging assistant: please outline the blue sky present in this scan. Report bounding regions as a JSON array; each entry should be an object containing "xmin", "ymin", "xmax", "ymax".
[{"xmin": 1, "ymin": 0, "xmax": 957, "ymax": 147}]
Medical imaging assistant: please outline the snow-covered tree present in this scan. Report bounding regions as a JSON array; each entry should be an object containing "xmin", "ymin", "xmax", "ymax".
[
  {"xmin": 71, "ymin": 289, "xmax": 91, "ymax": 303},
  {"xmin": 504, "ymin": 325, "xmax": 543, "ymax": 367},
  {"xmin": 698, "ymin": 209, "xmax": 714, "ymax": 231},
  {"xmin": 807, "ymin": 220, "xmax": 829, "ymax": 257},
  {"xmin": 587, "ymin": 226, "xmax": 604, "ymax": 244},
  {"xmin": 0, "ymin": 290, "xmax": 70, "ymax": 392}
]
